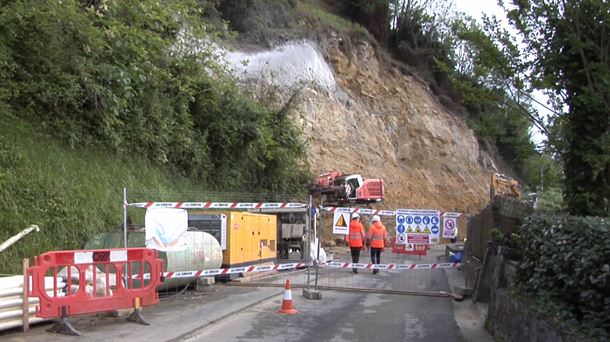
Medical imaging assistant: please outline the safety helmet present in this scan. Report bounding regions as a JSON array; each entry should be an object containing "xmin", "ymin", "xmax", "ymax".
[
  {"xmin": 372, "ymin": 215, "xmax": 381, "ymax": 222},
  {"xmin": 352, "ymin": 213, "xmax": 360, "ymax": 219}
]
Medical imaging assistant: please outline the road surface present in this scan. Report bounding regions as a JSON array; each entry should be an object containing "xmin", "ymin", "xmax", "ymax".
[{"xmin": 1, "ymin": 247, "xmax": 491, "ymax": 341}]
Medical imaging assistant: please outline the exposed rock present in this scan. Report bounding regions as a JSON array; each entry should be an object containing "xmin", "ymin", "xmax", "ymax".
[{"xmin": 226, "ymin": 38, "xmax": 495, "ymax": 213}]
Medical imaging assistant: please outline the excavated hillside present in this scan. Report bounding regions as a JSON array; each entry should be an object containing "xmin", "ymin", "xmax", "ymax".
[{"xmin": 224, "ymin": 37, "xmax": 497, "ymax": 214}]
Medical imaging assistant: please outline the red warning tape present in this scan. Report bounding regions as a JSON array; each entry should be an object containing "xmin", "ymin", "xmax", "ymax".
[
  {"xmin": 129, "ymin": 202, "xmax": 307, "ymax": 209},
  {"xmin": 323, "ymin": 261, "xmax": 460, "ymax": 270},
  {"xmin": 133, "ymin": 262, "xmax": 461, "ymax": 280},
  {"xmin": 324, "ymin": 207, "xmax": 396, "ymax": 216}
]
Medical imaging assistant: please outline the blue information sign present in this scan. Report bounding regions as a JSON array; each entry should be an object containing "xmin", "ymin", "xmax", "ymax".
[{"xmin": 397, "ymin": 224, "xmax": 406, "ymax": 234}]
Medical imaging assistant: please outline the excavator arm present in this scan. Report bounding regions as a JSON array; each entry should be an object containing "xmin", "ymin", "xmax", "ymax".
[{"xmin": 491, "ymin": 173, "xmax": 522, "ymax": 200}]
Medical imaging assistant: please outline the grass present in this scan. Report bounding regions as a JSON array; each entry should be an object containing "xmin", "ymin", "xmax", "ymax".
[
  {"xmin": 298, "ymin": 2, "xmax": 372, "ymax": 40},
  {"xmin": 0, "ymin": 113, "xmax": 201, "ymax": 275}
]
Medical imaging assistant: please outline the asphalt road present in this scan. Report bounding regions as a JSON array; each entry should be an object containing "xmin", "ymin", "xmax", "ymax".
[
  {"xmin": 183, "ymin": 285, "xmax": 461, "ymax": 342},
  {"xmin": 1, "ymin": 247, "xmax": 487, "ymax": 341}
]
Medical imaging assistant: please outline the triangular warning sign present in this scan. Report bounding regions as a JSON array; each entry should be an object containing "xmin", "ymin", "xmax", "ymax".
[
  {"xmin": 335, "ymin": 215, "xmax": 347, "ymax": 227},
  {"xmin": 424, "ymin": 227, "xmax": 431, "ymax": 234},
  {"xmin": 415, "ymin": 227, "xmax": 421, "ymax": 233},
  {"xmin": 407, "ymin": 226, "xmax": 413, "ymax": 233}
]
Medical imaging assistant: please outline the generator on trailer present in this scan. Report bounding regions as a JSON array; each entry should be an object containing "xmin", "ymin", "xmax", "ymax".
[
  {"xmin": 187, "ymin": 211, "xmax": 277, "ymax": 267},
  {"xmin": 247, "ymin": 207, "xmax": 308, "ymax": 260}
]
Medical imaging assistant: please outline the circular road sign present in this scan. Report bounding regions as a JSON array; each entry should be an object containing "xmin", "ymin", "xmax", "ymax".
[
  {"xmin": 397, "ymin": 234, "xmax": 407, "ymax": 243},
  {"xmin": 397, "ymin": 224, "xmax": 406, "ymax": 234},
  {"xmin": 445, "ymin": 219, "xmax": 455, "ymax": 230}
]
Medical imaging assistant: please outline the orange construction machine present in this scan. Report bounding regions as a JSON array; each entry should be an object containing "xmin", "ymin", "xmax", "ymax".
[{"xmin": 490, "ymin": 172, "xmax": 522, "ymax": 200}]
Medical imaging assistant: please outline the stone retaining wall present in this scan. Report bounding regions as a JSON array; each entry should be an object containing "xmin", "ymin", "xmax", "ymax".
[{"xmin": 485, "ymin": 250, "xmax": 583, "ymax": 341}]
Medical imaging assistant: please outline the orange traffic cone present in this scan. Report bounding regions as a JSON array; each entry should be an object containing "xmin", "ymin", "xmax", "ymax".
[{"xmin": 277, "ymin": 279, "xmax": 298, "ymax": 314}]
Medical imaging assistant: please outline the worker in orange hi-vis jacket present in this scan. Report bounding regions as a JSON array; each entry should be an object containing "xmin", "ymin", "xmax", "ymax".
[
  {"xmin": 346, "ymin": 213, "xmax": 366, "ymax": 274},
  {"xmin": 367, "ymin": 215, "xmax": 388, "ymax": 274}
]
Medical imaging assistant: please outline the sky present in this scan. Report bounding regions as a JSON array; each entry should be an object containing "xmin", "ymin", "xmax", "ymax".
[
  {"xmin": 454, "ymin": 1, "xmax": 549, "ymax": 148},
  {"xmin": 455, "ymin": 1, "xmax": 506, "ymax": 21}
]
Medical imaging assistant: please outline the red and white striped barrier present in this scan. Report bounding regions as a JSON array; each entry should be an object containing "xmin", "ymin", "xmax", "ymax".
[
  {"xmin": 129, "ymin": 202, "xmax": 307, "ymax": 209},
  {"xmin": 324, "ymin": 261, "xmax": 461, "ymax": 270},
  {"xmin": 134, "ymin": 262, "xmax": 308, "ymax": 280},
  {"xmin": 323, "ymin": 207, "xmax": 396, "ymax": 216},
  {"xmin": 134, "ymin": 261, "xmax": 461, "ymax": 280}
]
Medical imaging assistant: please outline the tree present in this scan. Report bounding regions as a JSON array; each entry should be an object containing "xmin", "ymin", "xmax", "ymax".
[
  {"xmin": 343, "ymin": 0, "xmax": 389, "ymax": 44},
  {"xmin": 502, "ymin": 0, "xmax": 609, "ymax": 216}
]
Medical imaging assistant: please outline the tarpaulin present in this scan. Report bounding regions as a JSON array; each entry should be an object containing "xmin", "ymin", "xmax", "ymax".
[{"xmin": 145, "ymin": 208, "xmax": 188, "ymax": 252}]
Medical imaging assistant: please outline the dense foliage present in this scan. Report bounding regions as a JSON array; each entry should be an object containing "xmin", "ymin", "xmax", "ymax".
[
  {"xmin": 501, "ymin": 0, "xmax": 610, "ymax": 216},
  {"xmin": 0, "ymin": 0, "xmax": 309, "ymax": 193},
  {"xmin": 516, "ymin": 215, "xmax": 610, "ymax": 337}
]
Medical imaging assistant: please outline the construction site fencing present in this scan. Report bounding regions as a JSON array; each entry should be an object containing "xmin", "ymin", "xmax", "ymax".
[
  {"xmin": 28, "ymin": 248, "xmax": 163, "ymax": 335},
  {"xmin": 119, "ymin": 189, "xmax": 466, "ymax": 298},
  {"xmin": 239, "ymin": 245, "xmax": 459, "ymax": 297},
  {"xmin": 121, "ymin": 189, "xmax": 311, "ymax": 297}
]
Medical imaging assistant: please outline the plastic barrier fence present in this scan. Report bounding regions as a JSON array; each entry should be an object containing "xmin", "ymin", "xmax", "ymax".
[{"xmin": 28, "ymin": 248, "xmax": 163, "ymax": 324}]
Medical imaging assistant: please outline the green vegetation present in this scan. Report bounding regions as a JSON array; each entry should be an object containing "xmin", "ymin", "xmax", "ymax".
[
  {"xmin": 500, "ymin": 0, "xmax": 610, "ymax": 217},
  {"xmin": 0, "ymin": 0, "xmax": 309, "ymax": 193},
  {"xmin": 0, "ymin": 0, "xmax": 309, "ymax": 273},
  {"xmin": 299, "ymin": 2, "xmax": 371, "ymax": 40},
  {"xmin": 516, "ymin": 215, "xmax": 610, "ymax": 338},
  {"xmin": 0, "ymin": 114, "xmax": 199, "ymax": 274}
]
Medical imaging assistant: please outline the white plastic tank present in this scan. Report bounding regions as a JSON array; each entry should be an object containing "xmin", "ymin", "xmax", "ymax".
[{"xmin": 86, "ymin": 230, "xmax": 223, "ymax": 290}]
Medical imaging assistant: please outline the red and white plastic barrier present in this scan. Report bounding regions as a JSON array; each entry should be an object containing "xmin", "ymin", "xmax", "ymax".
[
  {"xmin": 129, "ymin": 202, "xmax": 307, "ymax": 209},
  {"xmin": 29, "ymin": 248, "xmax": 163, "ymax": 319}
]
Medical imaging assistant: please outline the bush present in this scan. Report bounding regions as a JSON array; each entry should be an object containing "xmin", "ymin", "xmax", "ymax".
[
  {"xmin": 0, "ymin": 0, "xmax": 309, "ymax": 193},
  {"xmin": 517, "ymin": 215, "xmax": 610, "ymax": 337}
]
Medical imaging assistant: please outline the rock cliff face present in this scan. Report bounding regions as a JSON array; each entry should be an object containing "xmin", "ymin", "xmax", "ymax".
[{"xmin": 226, "ymin": 37, "xmax": 496, "ymax": 213}]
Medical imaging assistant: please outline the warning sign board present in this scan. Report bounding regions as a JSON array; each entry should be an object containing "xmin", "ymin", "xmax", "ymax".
[
  {"xmin": 407, "ymin": 233, "xmax": 429, "ymax": 244},
  {"xmin": 396, "ymin": 209, "xmax": 440, "ymax": 244},
  {"xmin": 442, "ymin": 212, "xmax": 461, "ymax": 239},
  {"xmin": 332, "ymin": 212, "xmax": 350, "ymax": 235}
]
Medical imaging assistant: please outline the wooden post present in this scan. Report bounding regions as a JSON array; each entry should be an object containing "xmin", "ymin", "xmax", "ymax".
[{"xmin": 22, "ymin": 258, "xmax": 29, "ymax": 332}]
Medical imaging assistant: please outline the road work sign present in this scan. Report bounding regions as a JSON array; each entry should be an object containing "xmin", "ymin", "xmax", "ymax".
[
  {"xmin": 396, "ymin": 209, "xmax": 441, "ymax": 244},
  {"xmin": 442, "ymin": 212, "xmax": 461, "ymax": 239},
  {"xmin": 332, "ymin": 212, "xmax": 350, "ymax": 235}
]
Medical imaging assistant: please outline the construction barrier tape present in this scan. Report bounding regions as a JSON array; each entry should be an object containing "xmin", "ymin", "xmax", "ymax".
[
  {"xmin": 128, "ymin": 202, "xmax": 463, "ymax": 219},
  {"xmin": 324, "ymin": 261, "xmax": 461, "ymax": 270},
  {"xmin": 129, "ymin": 202, "xmax": 308, "ymax": 209},
  {"xmin": 132, "ymin": 262, "xmax": 461, "ymax": 280},
  {"xmin": 323, "ymin": 207, "xmax": 397, "ymax": 216}
]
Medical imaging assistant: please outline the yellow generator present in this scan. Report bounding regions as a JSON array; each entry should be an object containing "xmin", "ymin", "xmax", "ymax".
[{"xmin": 187, "ymin": 211, "xmax": 277, "ymax": 267}]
